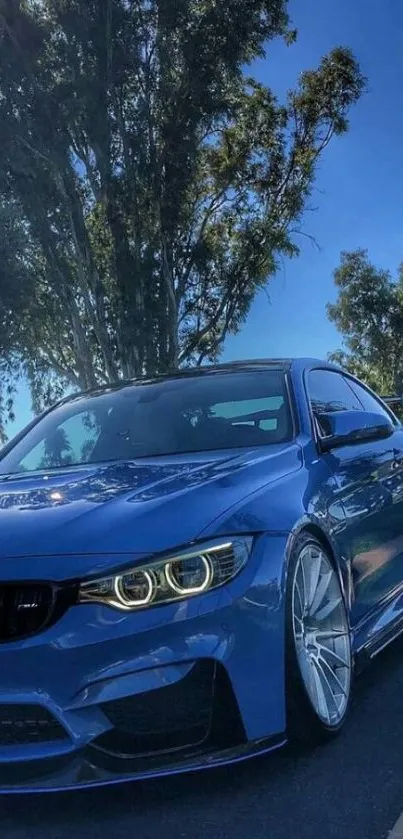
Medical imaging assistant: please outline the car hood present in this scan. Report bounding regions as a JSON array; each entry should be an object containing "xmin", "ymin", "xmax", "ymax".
[{"xmin": 0, "ymin": 443, "xmax": 301, "ymax": 564}]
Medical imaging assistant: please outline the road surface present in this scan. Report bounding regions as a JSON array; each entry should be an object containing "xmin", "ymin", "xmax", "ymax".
[{"xmin": 2, "ymin": 637, "xmax": 403, "ymax": 839}]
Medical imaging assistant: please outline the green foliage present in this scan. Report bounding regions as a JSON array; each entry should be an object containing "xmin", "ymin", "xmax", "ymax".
[
  {"xmin": 40, "ymin": 428, "xmax": 72, "ymax": 470},
  {"xmin": 0, "ymin": 0, "xmax": 365, "ymax": 437},
  {"xmin": 328, "ymin": 249, "xmax": 403, "ymax": 396}
]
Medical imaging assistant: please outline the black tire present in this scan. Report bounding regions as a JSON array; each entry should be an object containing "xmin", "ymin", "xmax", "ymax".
[{"xmin": 285, "ymin": 532, "xmax": 353, "ymax": 747}]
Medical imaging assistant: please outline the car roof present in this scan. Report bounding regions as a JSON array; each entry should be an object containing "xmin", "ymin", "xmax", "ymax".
[{"xmin": 59, "ymin": 358, "xmax": 341, "ymax": 406}]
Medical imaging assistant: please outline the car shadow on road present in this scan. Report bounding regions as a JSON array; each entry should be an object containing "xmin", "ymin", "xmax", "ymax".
[{"xmin": 2, "ymin": 637, "xmax": 403, "ymax": 839}]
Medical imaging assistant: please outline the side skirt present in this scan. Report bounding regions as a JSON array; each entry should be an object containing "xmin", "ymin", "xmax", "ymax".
[{"xmin": 354, "ymin": 614, "xmax": 403, "ymax": 673}]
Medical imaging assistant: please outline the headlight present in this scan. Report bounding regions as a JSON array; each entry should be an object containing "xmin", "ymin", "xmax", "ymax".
[{"xmin": 78, "ymin": 538, "xmax": 253, "ymax": 612}]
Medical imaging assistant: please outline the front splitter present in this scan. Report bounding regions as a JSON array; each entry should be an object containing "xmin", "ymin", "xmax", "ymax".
[{"xmin": 0, "ymin": 733, "xmax": 287, "ymax": 794}]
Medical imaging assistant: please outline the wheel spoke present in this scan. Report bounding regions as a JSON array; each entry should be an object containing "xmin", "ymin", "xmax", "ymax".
[
  {"xmin": 294, "ymin": 581, "xmax": 304, "ymax": 617},
  {"xmin": 309, "ymin": 570, "xmax": 333, "ymax": 617},
  {"xmin": 306, "ymin": 549, "xmax": 322, "ymax": 610},
  {"xmin": 298, "ymin": 651, "xmax": 317, "ymax": 703},
  {"xmin": 311, "ymin": 660, "xmax": 331, "ymax": 723},
  {"xmin": 299, "ymin": 560, "xmax": 308, "ymax": 612},
  {"xmin": 318, "ymin": 655, "xmax": 347, "ymax": 697},
  {"xmin": 314, "ymin": 596, "xmax": 342, "ymax": 622},
  {"xmin": 293, "ymin": 614, "xmax": 303, "ymax": 634},
  {"xmin": 314, "ymin": 658, "xmax": 342, "ymax": 716},
  {"xmin": 319, "ymin": 643, "xmax": 350, "ymax": 669},
  {"xmin": 315, "ymin": 629, "xmax": 348, "ymax": 639}
]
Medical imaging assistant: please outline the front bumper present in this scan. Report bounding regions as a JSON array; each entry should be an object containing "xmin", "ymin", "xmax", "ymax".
[{"xmin": 0, "ymin": 534, "xmax": 288, "ymax": 792}]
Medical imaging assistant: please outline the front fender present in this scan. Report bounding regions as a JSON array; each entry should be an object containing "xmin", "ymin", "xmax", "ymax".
[
  {"xmin": 283, "ymin": 515, "xmax": 353, "ymax": 617},
  {"xmin": 203, "ymin": 446, "xmax": 351, "ymax": 610}
]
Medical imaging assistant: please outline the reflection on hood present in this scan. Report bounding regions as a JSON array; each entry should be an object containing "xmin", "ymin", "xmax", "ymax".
[{"xmin": 0, "ymin": 457, "xmax": 249, "ymax": 512}]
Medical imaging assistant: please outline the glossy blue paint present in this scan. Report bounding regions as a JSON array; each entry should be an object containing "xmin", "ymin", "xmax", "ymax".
[
  {"xmin": 0, "ymin": 357, "xmax": 402, "ymax": 792},
  {"xmin": 0, "ymin": 445, "xmax": 300, "ymax": 562}
]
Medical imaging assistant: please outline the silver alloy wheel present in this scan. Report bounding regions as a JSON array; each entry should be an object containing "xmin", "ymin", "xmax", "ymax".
[{"xmin": 291, "ymin": 544, "xmax": 351, "ymax": 727}]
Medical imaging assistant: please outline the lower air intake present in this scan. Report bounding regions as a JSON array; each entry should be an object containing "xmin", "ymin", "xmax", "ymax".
[
  {"xmin": 99, "ymin": 660, "xmax": 216, "ymax": 756},
  {"xmin": 95, "ymin": 660, "xmax": 246, "ymax": 761},
  {"xmin": 0, "ymin": 705, "xmax": 67, "ymax": 746}
]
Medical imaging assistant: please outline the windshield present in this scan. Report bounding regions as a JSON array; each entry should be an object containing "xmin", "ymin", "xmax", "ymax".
[{"xmin": 0, "ymin": 371, "xmax": 292, "ymax": 475}]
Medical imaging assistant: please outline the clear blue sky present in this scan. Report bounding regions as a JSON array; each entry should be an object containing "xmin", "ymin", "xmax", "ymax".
[
  {"xmin": 224, "ymin": 0, "xmax": 403, "ymax": 361},
  {"xmin": 7, "ymin": 0, "xmax": 403, "ymax": 435}
]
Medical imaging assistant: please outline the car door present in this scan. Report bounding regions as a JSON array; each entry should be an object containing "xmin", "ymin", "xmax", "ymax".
[{"xmin": 307, "ymin": 368, "xmax": 403, "ymax": 628}]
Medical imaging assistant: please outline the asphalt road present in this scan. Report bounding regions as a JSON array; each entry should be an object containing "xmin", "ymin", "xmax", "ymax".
[{"xmin": 2, "ymin": 638, "xmax": 403, "ymax": 839}]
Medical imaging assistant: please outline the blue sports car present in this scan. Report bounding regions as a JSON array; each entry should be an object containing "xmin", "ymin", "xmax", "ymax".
[{"xmin": 0, "ymin": 357, "xmax": 402, "ymax": 792}]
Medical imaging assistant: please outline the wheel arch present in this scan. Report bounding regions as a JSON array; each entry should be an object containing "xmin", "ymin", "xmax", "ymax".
[
  {"xmin": 302, "ymin": 524, "xmax": 338, "ymax": 571},
  {"xmin": 286, "ymin": 521, "xmax": 350, "ymax": 613}
]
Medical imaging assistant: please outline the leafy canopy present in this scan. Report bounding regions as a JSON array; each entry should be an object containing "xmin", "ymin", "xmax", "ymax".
[
  {"xmin": 0, "ymin": 0, "xmax": 365, "ymax": 439},
  {"xmin": 328, "ymin": 249, "xmax": 403, "ymax": 396}
]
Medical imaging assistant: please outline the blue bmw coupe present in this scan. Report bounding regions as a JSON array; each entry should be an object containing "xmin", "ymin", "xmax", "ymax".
[{"xmin": 0, "ymin": 357, "xmax": 402, "ymax": 792}]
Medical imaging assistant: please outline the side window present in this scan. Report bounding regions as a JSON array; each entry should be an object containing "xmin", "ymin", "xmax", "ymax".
[
  {"xmin": 308, "ymin": 370, "xmax": 362, "ymax": 416},
  {"xmin": 211, "ymin": 396, "xmax": 284, "ymax": 431},
  {"xmin": 348, "ymin": 380, "xmax": 395, "ymax": 422}
]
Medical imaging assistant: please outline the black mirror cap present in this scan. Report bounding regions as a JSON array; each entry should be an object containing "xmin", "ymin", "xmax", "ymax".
[{"xmin": 317, "ymin": 410, "xmax": 395, "ymax": 453}]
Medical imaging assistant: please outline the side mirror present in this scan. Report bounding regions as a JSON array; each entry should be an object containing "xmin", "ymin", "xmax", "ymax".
[{"xmin": 316, "ymin": 410, "xmax": 394, "ymax": 453}]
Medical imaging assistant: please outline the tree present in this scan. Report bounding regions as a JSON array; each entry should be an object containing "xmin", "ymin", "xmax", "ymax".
[
  {"xmin": 40, "ymin": 427, "xmax": 72, "ymax": 469},
  {"xmin": 328, "ymin": 250, "xmax": 403, "ymax": 396},
  {"xmin": 0, "ymin": 0, "xmax": 365, "ymax": 437}
]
